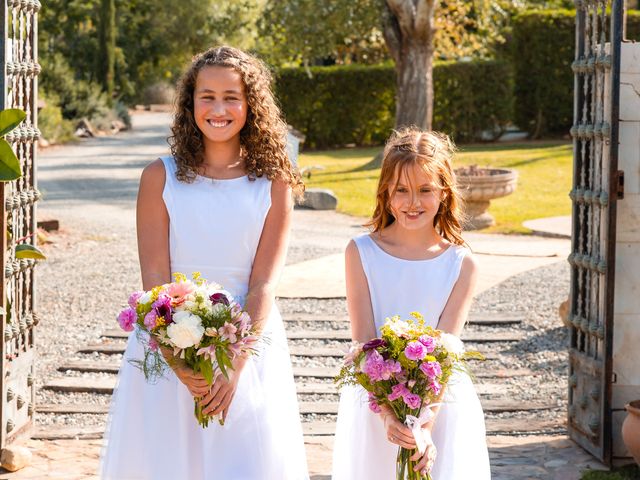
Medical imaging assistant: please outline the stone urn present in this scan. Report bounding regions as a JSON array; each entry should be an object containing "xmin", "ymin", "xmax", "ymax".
[
  {"xmin": 622, "ymin": 400, "xmax": 640, "ymax": 465},
  {"xmin": 454, "ymin": 165, "xmax": 518, "ymax": 230}
]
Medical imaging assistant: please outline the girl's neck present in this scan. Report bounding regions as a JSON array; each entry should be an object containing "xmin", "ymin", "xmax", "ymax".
[
  {"xmin": 201, "ymin": 138, "xmax": 245, "ymax": 178},
  {"xmin": 382, "ymin": 222, "xmax": 443, "ymax": 249}
]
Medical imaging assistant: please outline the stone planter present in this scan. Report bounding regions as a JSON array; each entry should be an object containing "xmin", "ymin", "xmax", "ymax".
[
  {"xmin": 455, "ymin": 166, "xmax": 518, "ymax": 230},
  {"xmin": 622, "ymin": 400, "xmax": 640, "ymax": 465}
]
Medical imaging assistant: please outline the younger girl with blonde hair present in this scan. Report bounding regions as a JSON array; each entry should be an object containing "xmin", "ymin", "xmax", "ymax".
[
  {"xmin": 101, "ymin": 46, "xmax": 308, "ymax": 479},
  {"xmin": 332, "ymin": 128, "xmax": 491, "ymax": 479}
]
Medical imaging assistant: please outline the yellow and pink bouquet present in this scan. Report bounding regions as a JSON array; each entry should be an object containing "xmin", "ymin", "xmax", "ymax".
[
  {"xmin": 117, "ymin": 272, "xmax": 258, "ymax": 427},
  {"xmin": 336, "ymin": 312, "xmax": 482, "ymax": 480}
]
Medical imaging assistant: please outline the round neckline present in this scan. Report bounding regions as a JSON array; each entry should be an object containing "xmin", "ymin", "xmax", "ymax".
[
  {"xmin": 195, "ymin": 173, "xmax": 248, "ymax": 182},
  {"xmin": 366, "ymin": 235, "xmax": 454, "ymax": 263}
]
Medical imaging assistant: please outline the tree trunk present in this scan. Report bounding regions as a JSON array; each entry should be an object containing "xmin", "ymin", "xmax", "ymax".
[
  {"xmin": 395, "ymin": 42, "xmax": 433, "ymax": 130},
  {"xmin": 97, "ymin": 0, "xmax": 116, "ymax": 100},
  {"xmin": 383, "ymin": 0, "xmax": 437, "ymax": 131}
]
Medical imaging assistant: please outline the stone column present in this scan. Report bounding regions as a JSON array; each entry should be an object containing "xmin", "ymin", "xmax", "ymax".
[{"xmin": 612, "ymin": 42, "xmax": 640, "ymax": 462}]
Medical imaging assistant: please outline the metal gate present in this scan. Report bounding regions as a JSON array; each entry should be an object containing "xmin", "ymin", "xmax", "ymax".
[
  {"xmin": 568, "ymin": 0, "xmax": 624, "ymax": 465},
  {"xmin": 0, "ymin": 0, "xmax": 40, "ymax": 447}
]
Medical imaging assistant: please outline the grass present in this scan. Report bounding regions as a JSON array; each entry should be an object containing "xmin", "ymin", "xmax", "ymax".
[
  {"xmin": 582, "ymin": 464, "xmax": 640, "ymax": 479},
  {"xmin": 298, "ymin": 141, "xmax": 573, "ymax": 234}
]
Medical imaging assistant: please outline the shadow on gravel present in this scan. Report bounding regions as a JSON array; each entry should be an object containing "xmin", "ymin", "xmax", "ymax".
[
  {"xmin": 39, "ymin": 160, "xmax": 150, "ymax": 171},
  {"xmin": 503, "ymin": 325, "xmax": 569, "ymax": 355},
  {"xmin": 39, "ymin": 177, "xmax": 140, "ymax": 205}
]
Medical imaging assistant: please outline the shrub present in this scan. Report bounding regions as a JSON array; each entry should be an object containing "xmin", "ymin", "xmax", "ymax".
[
  {"xmin": 275, "ymin": 60, "xmax": 513, "ymax": 149},
  {"xmin": 38, "ymin": 93, "xmax": 75, "ymax": 144},
  {"xmin": 141, "ymin": 82, "xmax": 175, "ymax": 105},
  {"xmin": 509, "ymin": 9, "xmax": 640, "ymax": 137}
]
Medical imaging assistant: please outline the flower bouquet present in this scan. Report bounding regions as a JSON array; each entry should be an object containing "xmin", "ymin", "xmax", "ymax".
[
  {"xmin": 117, "ymin": 272, "xmax": 259, "ymax": 427},
  {"xmin": 335, "ymin": 312, "xmax": 482, "ymax": 480}
]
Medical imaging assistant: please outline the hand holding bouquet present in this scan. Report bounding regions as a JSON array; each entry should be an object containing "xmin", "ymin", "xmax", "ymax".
[
  {"xmin": 335, "ymin": 312, "xmax": 482, "ymax": 480},
  {"xmin": 117, "ymin": 272, "xmax": 259, "ymax": 427}
]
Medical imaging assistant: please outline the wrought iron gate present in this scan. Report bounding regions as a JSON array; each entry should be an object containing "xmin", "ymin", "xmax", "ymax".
[
  {"xmin": 568, "ymin": 0, "xmax": 624, "ymax": 466},
  {"xmin": 0, "ymin": 0, "xmax": 40, "ymax": 447}
]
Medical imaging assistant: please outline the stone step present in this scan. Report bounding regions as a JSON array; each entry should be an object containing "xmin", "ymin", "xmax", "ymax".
[
  {"xmin": 43, "ymin": 377, "xmax": 116, "ymax": 394},
  {"xmin": 32, "ymin": 426, "xmax": 104, "ymax": 441},
  {"xmin": 101, "ymin": 329, "xmax": 525, "ymax": 343},
  {"xmin": 78, "ymin": 343, "xmax": 125, "ymax": 355},
  {"xmin": 32, "ymin": 416, "xmax": 564, "ymax": 441},
  {"xmin": 281, "ymin": 312, "xmax": 523, "ymax": 326},
  {"xmin": 302, "ymin": 417, "xmax": 566, "ymax": 436},
  {"xmin": 37, "ymin": 403, "xmax": 111, "ymax": 415},
  {"xmin": 59, "ymin": 361, "xmax": 534, "ymax": 381}
]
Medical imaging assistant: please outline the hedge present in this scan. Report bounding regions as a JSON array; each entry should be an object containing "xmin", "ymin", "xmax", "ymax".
[
  {"xmin": 275, "ymin": 60, "xmax": 513, "ymax": 149},
  {"xmin": 509, "ymin": 9, "xmax": 640, "ymax": 137}
]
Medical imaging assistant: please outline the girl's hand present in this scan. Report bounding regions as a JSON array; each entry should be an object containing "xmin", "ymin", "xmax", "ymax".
[
  {"xmin": 160, "ymin": 346, "xmax": 210, "ymax": 397},
  {"xmin": 379, "ymin": 405, "xmax": 416, "ymax": 449},
  {"xmin": 199, "ymin": 357, "xmax": 247, "ymax": 421},
  {"xmin": 410, "ymin": 430, "xmax": 437, "ymax": 476}
]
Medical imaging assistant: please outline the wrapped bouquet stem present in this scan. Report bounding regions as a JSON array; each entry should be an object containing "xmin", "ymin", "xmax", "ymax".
[{"xmin": 117, "ymin": 272, "xmax": 259, "ymax": 428}]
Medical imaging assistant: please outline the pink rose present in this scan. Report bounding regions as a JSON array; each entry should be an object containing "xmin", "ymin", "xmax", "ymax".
[{"xmin": 418, "ymin": 335, "xmax": 436, "ymax": 353}]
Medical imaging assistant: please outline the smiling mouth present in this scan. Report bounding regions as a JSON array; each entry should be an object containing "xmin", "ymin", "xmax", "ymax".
[
  {"xmin": 207, "ymin": 119, "xmax": 232, "ymax": 128},
  {"xmin": 404, "ymin": 211, "xmax": 424, "ymax": 218}
]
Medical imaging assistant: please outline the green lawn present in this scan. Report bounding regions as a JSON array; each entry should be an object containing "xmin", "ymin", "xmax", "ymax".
[
  {"xmin": 582, "ymin": 464, "xmax": 640, "ymax": 480},
  {"xmin": 298, "ymin": 141, "xmax": 573, "ymax": 234}
]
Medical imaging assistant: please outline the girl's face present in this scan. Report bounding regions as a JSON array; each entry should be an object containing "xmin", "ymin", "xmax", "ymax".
[
  {"xmin": 193, "ymin": 66, "xmax": 248, "ymax": 146},
  {"xmin": 387, "ymin": 163, "xmax": 443, "ymax": 231}
]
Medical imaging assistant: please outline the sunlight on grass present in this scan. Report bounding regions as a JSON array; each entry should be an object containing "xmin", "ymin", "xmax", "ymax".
[{"xmin": 298, "ymin": 142, "xmax": 573, "ymax": 234}]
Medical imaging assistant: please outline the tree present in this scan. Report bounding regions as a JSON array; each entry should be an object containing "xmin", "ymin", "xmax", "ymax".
[
  {"xmin": 382, "ymin": 1, "xmax": 438, "ymax": 129},
  {"xmin": 97, "ymin": 0, "xmax": 116, "ymax": 99}
]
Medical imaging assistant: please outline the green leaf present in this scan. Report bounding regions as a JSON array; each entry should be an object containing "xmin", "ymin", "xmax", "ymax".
[
  {"xmin": 15, "ymin": 244, "xmax": 47, "ymax": 260},
  {"xmin": 0, "ymin": 109, "xmax": 26, "ymax": 136},
  {"xmin": 0, "ymin": 138, "xmax": 22, "ymax": 181},
  {"xmin": 215, "ymin": 349, "xmax": 229, "ymax": 380},
  {"xmin": 199, "ymin": 357, "xmax": 214, "ymax": 385}
]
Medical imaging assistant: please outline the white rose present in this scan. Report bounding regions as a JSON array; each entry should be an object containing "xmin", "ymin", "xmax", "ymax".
[
  {"xmin": 440, "ymin": 333, "xmax": 465, "ymax": 355},
  {"xmin": 167, "ymin": 311, "xmax": 204, "ymax": 349},
  {"xmin": 138, "ymin": 291, "xmax": 153, "ymax": 305}
]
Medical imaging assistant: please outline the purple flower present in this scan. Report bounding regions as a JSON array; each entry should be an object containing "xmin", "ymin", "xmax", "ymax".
[
  {"xmin": 210, "ymin": 292, "xmax": 230, "ymax": 306},
  {"xmin": 368, "ymin": 392, "xmax": 382, "ymax": 413},
  {"xmin": 385, "ymin": 359, "xmax": 403, "ymax": 377},
  {"xmin": 363, "ymin": 338, "xmax": 387, "ymax": 351},
  {"xmin": 144, "ymin": 309, "xmax": 158, "ymax": 330},
  {"xmin": 430, "ymin": 380, "xmax": 442, "ymax": 396},
  {"xmin": 152, "ymin": 294, "xmax": 173, "ymax": 324},
  {"xmin": 363, "ymin": 350, "xmax": 387, "ymax": 382},
  {"xmin": 388, "ymin": 383, "xmax": 410, "ymax": 402},
  {"xmin": 404, "ymin": 341, "xmax": 427, "ymax": 361},
  {"xmin": 117, "ymin": 308, "xmax": 136, "ymax": 332},
  {"xmin": 128, "ymin": 291, "xmax": 143, "ymax": 309},
  {"xmin": 418, "ymin": 335, "xmax": 436, "ymax": 353},
  {"xmin": 419, "ymin": 361, "xmax": 442, "ymax": 379},
  {"xmin": 403, "ymin": 393, "xmax": 422, "ymax": 410}
]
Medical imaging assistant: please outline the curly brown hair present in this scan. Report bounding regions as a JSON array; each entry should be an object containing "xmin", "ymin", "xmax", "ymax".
[
  {"xmin": 367, "ymin": 127, "xmax": 466, "ymax": 246},
  {"xmin": 168, "ymin": 46, "xmax": 304, "ymax": 194}
]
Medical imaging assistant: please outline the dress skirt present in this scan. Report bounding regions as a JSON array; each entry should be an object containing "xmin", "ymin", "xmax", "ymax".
[{"xmin": 101, "ymin": 305, "xmax": 309, "ymax": 480}]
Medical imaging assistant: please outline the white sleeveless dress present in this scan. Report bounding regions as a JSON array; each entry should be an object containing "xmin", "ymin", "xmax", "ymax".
[
  {"xmin": 332, "ymin": 234, "xmax": 491, "ymax": 480},
  {"xmin": 101, "ymin": 156, "xmax": 309, "ymax": 480}
]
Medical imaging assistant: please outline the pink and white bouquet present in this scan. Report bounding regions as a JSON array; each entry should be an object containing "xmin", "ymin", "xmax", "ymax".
[
  {"xmin": 117, "ymin": 272, "xmax": 259, "ymax": 427},
  {"xmin": 335, "ymin": 312, "xmax": 482, "ymax": 480}
]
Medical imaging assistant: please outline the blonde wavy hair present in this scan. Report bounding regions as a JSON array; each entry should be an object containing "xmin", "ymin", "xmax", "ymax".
[
  {"xmin": 168, "ymin": 46, "xmax": 304, "ymax": 194},
  {"xmin": 367, "ymin": 127, "xmax": 466, "ymax": 246}
]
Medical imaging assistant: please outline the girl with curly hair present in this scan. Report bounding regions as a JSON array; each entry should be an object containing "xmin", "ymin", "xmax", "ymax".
[
  {"xmin": 101, "ymin": 46, "xmax": 309, "ymax": 479},
  {"xmin": 332, "ymin": 128, "xmax": 490, "ymax": 480}
]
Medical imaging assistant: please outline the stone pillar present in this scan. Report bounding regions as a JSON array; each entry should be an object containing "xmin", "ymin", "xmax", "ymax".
[{"xmin": 612, "ymin": 41, "xmax": 640, "ymax": 462}]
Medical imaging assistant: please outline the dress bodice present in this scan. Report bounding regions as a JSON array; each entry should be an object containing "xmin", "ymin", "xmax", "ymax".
[
  {"xmin": 160, "ymin": 156, "xmax": 271, "ymax": 299},
  {"xmin": 353, "ymin": 234, "xmax": 468, "ymax": 334}
]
